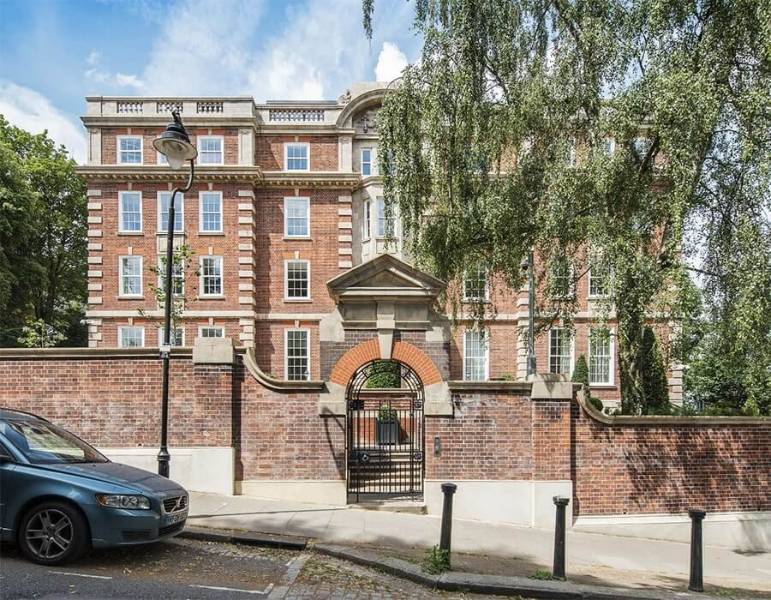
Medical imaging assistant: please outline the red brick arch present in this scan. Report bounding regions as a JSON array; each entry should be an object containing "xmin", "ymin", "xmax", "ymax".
[{"xmin": 329, "ymin": 339, "xmax": 442, "ymax": 387}]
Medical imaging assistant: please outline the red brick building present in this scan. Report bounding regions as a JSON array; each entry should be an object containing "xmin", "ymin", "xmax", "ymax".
[{"xmin": 78, "ymin": 83, "xmax": 683, "ymax": 409}]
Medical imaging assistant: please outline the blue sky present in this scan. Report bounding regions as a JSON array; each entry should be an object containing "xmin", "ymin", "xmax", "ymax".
[{"xmin": 0, "ymin": 0, "xmax": 421, "ymax": 162}]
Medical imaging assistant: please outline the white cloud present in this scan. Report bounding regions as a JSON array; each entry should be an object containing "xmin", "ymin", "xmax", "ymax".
[
  {"xmin": 141, "ymin": 0, "xmax": 265, "ymax": 96},
  {"xmin": 0, "ymin": 81, "xmax": 87, "ymax": 163},
  {"xmin": 375, "ymin": 42, "xmax": 408, "ymax": 83},
  {"xmin": 139, "ymin": 0, "xmax": 418, "ymax": 101},
  {"xmin": 85, "ymin": 50, "xmax": 145, "ymax": 90}
]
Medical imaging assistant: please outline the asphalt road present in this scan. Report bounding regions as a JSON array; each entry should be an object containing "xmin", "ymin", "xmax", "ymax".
[{"xmin": 0, "ymin": 537, "xmax": 500, "ymax": 599}]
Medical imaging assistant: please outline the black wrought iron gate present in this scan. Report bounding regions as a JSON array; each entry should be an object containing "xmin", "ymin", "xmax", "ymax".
[{"xmin": 346, "ymin": 360, "xmax": 425, "ymax": 502}]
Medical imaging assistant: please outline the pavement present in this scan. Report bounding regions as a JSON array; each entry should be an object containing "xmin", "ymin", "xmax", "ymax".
[{"xmin": 187, "ymin": 492, "xmax": 771, "ymax": 597}]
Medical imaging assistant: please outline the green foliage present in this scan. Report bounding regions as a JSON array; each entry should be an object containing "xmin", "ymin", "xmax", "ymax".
[
  {"xmin": 573, "ymin": 354, "xmax": 603, "ymax": 412},
  {"xmin": 0, "ymin": 116, "xmax": 87, "ymax": 347},
  {"xmin": 530, "ymin": 570, "xmax": 557, "ymax": 581},
  {"xmin": 376, "ymin": 403, "xmax": 398, "ymax": 422},
  {"xmin": 588, "ymin": 396, "xmax": 604, "ymax": 413},
  {"xmin": 422, "ymin": 545, "xmax": 450, "ymax": 574},
  {"xmin": 641, "ymin": 326, "xmax": 670, "ymax": 412},
  {"xmin": 572, "ymin": 354, "xmax": 590, "ymax": 389},
  {"xmin": 365, "ymin": 360, "xmax": 401, "ymax": 388},
  {"xmin": 142, "ymin": 244, "xmax": 195, "ymax": 332},
  {"xmin": 17, "ymin": 318, "xmax": 66, "ymax": 348},
  {"xmin": 365, "ymin": 0, "xmax": 771, "ymax": 414}
]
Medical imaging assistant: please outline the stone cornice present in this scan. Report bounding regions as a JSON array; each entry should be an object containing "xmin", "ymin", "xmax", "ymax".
[
  {"xmin": 261, "ymin": 171, "xmax": 361, "ymax": 190},
  {"xmin": 76, "ymin": 165, "xmax": 263, "ymax": 184},
  {"xmin": 81, "ymin": 117, "xmax": 260, "ymax": 130}
]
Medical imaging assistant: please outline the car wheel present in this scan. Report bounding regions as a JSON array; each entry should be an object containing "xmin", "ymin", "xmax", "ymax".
[{"xmin": 18, "ymin": 501, "xmax": 89, "ymax": 565}]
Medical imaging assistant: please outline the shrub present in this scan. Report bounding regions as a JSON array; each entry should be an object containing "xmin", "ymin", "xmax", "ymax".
[
  {"xmin": 365, "ymin": 360, "xmax": 401, "ymax": 388},
  {"xmin": 589, "ymin": 396, "xmax": 604, "ymax": 412},
  {"xmin": 422, "ymin": 545, "xmax": 451, "ymax": 574}
]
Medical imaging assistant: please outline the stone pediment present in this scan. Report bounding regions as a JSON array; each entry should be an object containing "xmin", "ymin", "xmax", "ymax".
[
  {"xmin": 327, "ymin": 254, "xmax": 445, "ymax": 302},
  {"xmin": 327, "ymin": 254, "xmax": 447, "ymax": 332}
]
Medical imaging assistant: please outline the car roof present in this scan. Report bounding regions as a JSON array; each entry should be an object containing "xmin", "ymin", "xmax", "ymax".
[{"xmin": 0, "ymin": 408, "xmax": 49, "ymax": 422}]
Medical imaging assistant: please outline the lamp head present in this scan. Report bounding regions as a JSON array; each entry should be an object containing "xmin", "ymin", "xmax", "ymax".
[{"xmin": 153, "ymin": 111, "xmax": 197, "ymax": 170}]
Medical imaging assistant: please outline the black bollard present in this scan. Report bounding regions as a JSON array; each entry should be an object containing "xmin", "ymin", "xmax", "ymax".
[
  {"xmin": 688, "ymin": 509, "xmax": 706, "ymax": 592},
  {"xmin": 552, "ymin": 496, "xmax": 570, "ymax": 580},
  {"xmin": 439, "ymin": 483, "xmax": 457, "ymax": 557}
]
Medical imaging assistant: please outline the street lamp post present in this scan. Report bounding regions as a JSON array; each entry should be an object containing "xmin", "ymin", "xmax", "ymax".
[{"xmin": 152, "ymin": 112, "xmax": 197, "ymax": 478}]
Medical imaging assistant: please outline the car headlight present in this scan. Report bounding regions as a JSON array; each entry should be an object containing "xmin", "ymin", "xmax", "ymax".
[{"xmin": 95, "ymin": 494, "xmax": 151, "ymax": 510}]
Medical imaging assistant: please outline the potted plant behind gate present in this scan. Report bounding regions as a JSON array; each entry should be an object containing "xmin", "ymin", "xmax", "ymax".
[{"xmin": 376, "ymin": 403, "xmax": 400, "ymax": 445}]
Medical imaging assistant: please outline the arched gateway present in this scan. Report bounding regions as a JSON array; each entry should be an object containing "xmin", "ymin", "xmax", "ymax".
[
  {"xmin": 325, "ymin": 254, "xmax": 452, "ymax": 504},
  {"xmin": 345, "ymin": 360, "xmax": 425, "ymax": 502}
]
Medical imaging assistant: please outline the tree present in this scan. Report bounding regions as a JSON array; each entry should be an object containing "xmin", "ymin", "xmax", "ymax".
[
  {"xmin": 364, "ymin": 0, "xmax": 771, "ymax": 413},
  {"xmin": 573, "ymin": 353, "xmax": 603, "ymax": 412},
  {"xmin": 636, "ymin": 325, "xmax": 670, "ymax": 414},
  {"xmin": 0, "ymin": 116, "xmax": 87, "ymax": 347}
]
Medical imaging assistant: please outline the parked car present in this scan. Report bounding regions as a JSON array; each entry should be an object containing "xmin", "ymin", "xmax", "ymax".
[{"xmin": 0, "ymin": 408, "xmax": 188, "ymax": 565}]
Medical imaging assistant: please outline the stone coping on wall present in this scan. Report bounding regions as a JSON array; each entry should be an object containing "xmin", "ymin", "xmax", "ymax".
[
  {"xmin": 241, "ymin": 347, "xmax": 326, "ymax": 392},
  {"xmin": 448, "ymin": 380, "xmax": 532, "ymax": 392},
  {"xmin": 0, "ymin": 347, "xmax": 193, "ymax": 360}
]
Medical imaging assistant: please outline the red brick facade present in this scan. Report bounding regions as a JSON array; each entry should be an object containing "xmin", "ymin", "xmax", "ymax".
[{"xmin": 79, "ymin": 89, "xmax": 684, "ymax": 406}]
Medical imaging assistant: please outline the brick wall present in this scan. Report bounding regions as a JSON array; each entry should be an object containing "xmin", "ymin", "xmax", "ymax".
[
  {"xmin": 571, "ymin": 404, "xmax": 771, "ymax": 516},
  {"xmin": 254, "ymin": 188, "xmax": 341, "ymax": 314},
  {"xmin": 0, "ymin": 356, "xmax": 232, "ymax": 448},
  {"xmin": 255, "ymin": 136, "xmax": 338, "ymax": 171},
  {"xmin": 0, "ymin": 352, "xmax": 766, "ymax": 518},
  {"xmin": 234, "ymin": 364, "xmax": 344, "ymax": 482},
  {"xmin": 426, "ymin": 391, "xmax": 534, "ymax": 480}
]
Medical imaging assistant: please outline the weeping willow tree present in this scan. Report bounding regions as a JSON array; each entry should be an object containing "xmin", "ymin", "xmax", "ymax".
[{"xmin": 363, "ymin": 0, "xmax": 771, "ymax": 413}]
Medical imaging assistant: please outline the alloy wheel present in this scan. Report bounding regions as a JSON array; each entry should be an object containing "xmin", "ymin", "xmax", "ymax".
[{"xmin": 24, "ymin": 508, "xmax": 73, "ymax": 560}]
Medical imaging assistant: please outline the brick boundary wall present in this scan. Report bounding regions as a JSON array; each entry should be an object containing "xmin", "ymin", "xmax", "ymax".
[
  {"xmin": 571, "ymin": 395, "xmax": 771, "ymax": 516},
  {"xmin": 0, "ymin": 351, "xmax": 232, "ymax": 448},
  {"xmin": 0, "ymin": 350, "xmax": 768, "ymax": 519}
]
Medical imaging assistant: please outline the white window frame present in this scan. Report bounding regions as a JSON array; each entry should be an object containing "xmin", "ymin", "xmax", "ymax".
[
  {"xmin": 462, "ymin": 328, "xmax": 489, "ymax": 381},
  {"xmin": 284, "ymin": 259, "xmax": 311, "ymax": 301},
  {"xmin": 118, "ymin": 255, "xmax": 143, "ymax": 298},
  {"xmin": 362, "ymin": 199, "xmax": 371, "ymax": 240},
  {"xmin": 284, "ymin": 328, "xmax": 310, "ymax": 381},
  {"xmin": 157, "ymin": 327, "xmax": 185, "ymax": 347},
  {"xmin": 284, "ymin": 142, "xmax": 310, "ymax": 172},
  {"xmin": 197, "ymin": 135, "xmax": 224, "ymax": 166},
  {"xmin": 375, "ymin": 196, "xmax": 396, "ymax": 238},
  {"xmin": 588, "ymin": 327, "xmax": 616, "ymax": 386},
  {"xmin": 361, "ymin": 147, "xmax": 373, "ymax": 176},
  {"xmin": 588, "ymin": 265, "xmax": 611, "ymax": 299},
  {"xmin": 462, "ymin": 265, "xmax": 489, "ymax": 302},
  {"xmin": 118, "ymin": 326, "xmax": 144, "ymax": 348},
  {"xmin": 116, "ymin": 135, "xmax": 143, "ymax": 165},
  {"xmin": 118, "ymin": 191, "xmax": 143, "ymax": 233},
  {"xmin": 548, "ymin": 328, "xmax": 575, "ymax": 376},
  {"xmin": 199, "ymin": 256, "xmax": 224, "ymax": 297},
  {"xmin": 157, "ymin": 191, "xmax": 184, "ymax": 234},
  {"xmin": 283, "ymin": 197, "xmax": 310, "ymax": 239},
  {"xmin": 198, "ymin": 326, "xmax": 225, "ymax": 338},
  {"xmin": 198, "ymin": 191, "xmax": 223, "ymax": 233}
]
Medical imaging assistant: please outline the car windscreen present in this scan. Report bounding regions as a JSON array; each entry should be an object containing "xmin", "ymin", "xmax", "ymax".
[{"xmin": 0, "ymin": 420, "xmax": 108, "ymax": 464}]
